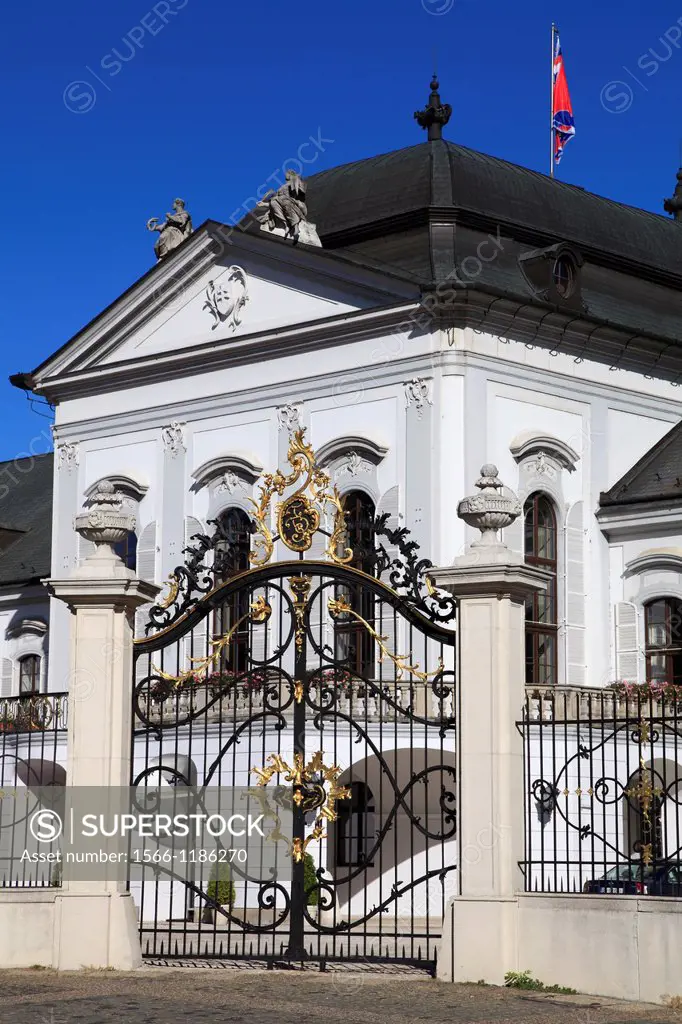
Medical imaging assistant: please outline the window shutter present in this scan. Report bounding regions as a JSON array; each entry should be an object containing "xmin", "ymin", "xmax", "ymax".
[
  {"xmin": 137, "ymin": 522, "xmax": 157, "ymax": 582},
  {"xmin": 183, "ymin": 615, "xmax": 209, "ymax": 682},
  {"xmin": 134, "ymin": 521, "xmax": 157, "ymax": 639},
  {"xmin": 184, "ymin": 516, "xmax": 204, "ymax": 553},
  {"xmin": 308, "ymin": 508, "xmax": 329, "ymax": 560},
  {"xmin": 565, "ymin": 501, "xmax": 586, "ymax": 687},
  {"xmin": 1, "ymin": 659, "xmax": 13, "ymax": 698},
  {"xmin": 615, "ymin": 601, "xmax": 640, "ymax": 683}
]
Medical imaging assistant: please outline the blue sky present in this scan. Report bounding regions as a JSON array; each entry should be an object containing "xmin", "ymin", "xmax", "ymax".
[{"xmin": 2, "ymin": 0, "xmax": 682, "ymax": 460}]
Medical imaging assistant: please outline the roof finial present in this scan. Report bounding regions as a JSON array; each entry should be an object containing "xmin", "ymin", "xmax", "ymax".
[
  {"xmin": 414, "ymin": 74, "xmax": 452, "ymax": 141},
  {"xmin": 664, "ymin": 165, "xmax": 682, "ymax": 222}
]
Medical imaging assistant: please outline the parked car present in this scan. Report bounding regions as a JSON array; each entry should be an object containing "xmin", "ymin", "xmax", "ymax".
[{"xmin": 583, "ymin": 862, "xmax": 682, "ymax": 896}]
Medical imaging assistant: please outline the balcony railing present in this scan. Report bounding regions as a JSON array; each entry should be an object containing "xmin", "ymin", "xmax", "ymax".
[
  {"xmin": 143, "ymin": 676, "xmax": 454, "ymax": 726},
  {"xmin": 0, "ymin": 693, "xmax": 68, "ymax": 735}
]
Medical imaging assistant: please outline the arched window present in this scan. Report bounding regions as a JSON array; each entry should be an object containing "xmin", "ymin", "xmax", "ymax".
[
  {"xmin": 524, "ymin": 494, "xmax": 558, "ymax": 687},
  {"xmin": 214, "ymin": 509, "xmax": 252, "ymax": 675},
  {"xmin": 336, "ymin": 782, "xmax": 375, "ymax": 866},
  {"xmin": 335, "ymin": 491, "xmax": 376, "ymax": 678},
  {"xmin": 19, "ymin": 654, "xmax": 40, "ymax": 695},
  {"xmin": 645, "ymin": 598, "xmax": 682, "ymax": 684},
  {"xmin": 114, "ymin": 531, "xmax": 138, "ymax": 572}
]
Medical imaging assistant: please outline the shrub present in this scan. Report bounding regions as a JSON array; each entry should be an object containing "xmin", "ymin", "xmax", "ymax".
[
  {"xmin": 206, "ymin": 861, "xmax": 236, "ymax": 908},
  {"xmin": 303, "ymin": 852, "xmax": 319, "ymax": 906}
]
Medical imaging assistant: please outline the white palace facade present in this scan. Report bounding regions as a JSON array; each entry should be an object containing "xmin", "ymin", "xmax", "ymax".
[{"xmin": 2, "ymin": 82, "xmax": 682, "ymax": 972}]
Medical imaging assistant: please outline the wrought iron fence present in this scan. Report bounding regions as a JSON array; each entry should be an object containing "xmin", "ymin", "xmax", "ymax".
[
  {"xmin": 520, "ymin": 686, "xmax": 682, "ymax": 896},
  {"xmin": 0, "ymin": 692, "xmax": 68, "ymax": 888}
]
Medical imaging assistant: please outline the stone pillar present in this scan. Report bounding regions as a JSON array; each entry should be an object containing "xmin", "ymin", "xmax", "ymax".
[
  {"xmin": 431, "ymin": 466, "xmax": 549, "ymax": 985},
  {"xmin": 47, "ymin": 481, "xmax": 159, "ymax": 970}
]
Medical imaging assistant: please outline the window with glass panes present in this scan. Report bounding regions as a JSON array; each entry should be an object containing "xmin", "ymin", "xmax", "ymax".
[
  {"xmin": 335, "ymin": 491, "xmax": 376, "ymax": 678},
  {"xmin": 19, "ymin": 654, "xmax": 40, "ymax": 695},
  {"xmin": 114, "ymin": 531, "xmax": 137, "ymax": 572},
  {"xmin": 335, "ymin": 782, "xmax": 375, "ymax": 866},
  {"xmin": 214, "ymin": 508, "xmax": 253, "ymax": 675},
  {"xmin": 645, "ymin": 598, "xmax": 682, "ymax": 685},
  {"xmin": 524, "ymin": 494, "xmax": 558, "ymax": 686}
]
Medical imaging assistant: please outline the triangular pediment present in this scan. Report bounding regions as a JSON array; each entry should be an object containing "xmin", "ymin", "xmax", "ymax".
[{"xmin": 28, "ymin": 222, "xmax": 419, "ymax": 394}]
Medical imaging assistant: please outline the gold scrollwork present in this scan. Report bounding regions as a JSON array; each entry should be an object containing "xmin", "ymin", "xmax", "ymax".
[
  {"xmin": 153, "ymin": 595, "xmax": 271, "ymax": 688},
  {"xmin": 251, "ymin": 751, "xmax": 351, "ymax": 861},
  {"xmin": 248, "ymin": 429, "xmax": 352, "ymax": 566},
  {"xmin": 288, "ymin": 575, "xmax": 312, "ymax": 652},
  {"xmin": 626, "ymin": 757, "xmax": 662, "ymax": 867},
  {"xmin": 158, "ymin": 573, "xmax": 180, "ymax": 610},
  {"xmin": 328, "ymin": 595, "xmax": 444, "ymax": 682},
  {"xmin": 625, "ymin": 759, "xmax": 662, "ymax": 820}
]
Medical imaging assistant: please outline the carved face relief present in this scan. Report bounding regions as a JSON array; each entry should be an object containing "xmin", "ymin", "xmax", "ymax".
[
  {"xmin": 216, "ymin": 470, "xmax": 241, "ymax": 494},
  {"xmin": 337, "ymin": 451, "xmax": 373, "ymax": 478},
  {"xmin": 203, "ymin": 266, "xmax": 248, "ymax": 332},
  {"xmin": 526, "ymin": 451, "xmax": 558, "ymax": 480}
]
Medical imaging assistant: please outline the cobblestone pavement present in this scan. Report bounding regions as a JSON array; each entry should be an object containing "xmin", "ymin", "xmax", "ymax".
[{"xmin": 0, "ymin": 967, "xmax": 678, "ymax": 1024}]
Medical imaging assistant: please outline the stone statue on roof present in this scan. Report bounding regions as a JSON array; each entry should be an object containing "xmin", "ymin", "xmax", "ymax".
[
  {"xmin": 255, "ymin": 171, "xmax": 321, "ymax": 247},
  {"xmin": 146, "ymin": 198, "xmax": 193, "ymax": 260}
]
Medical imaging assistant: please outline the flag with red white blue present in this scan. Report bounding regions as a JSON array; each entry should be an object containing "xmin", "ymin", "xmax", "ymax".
[{"xmin": 552, "ymin": 29, "xmax": 575, "ymax": 166}]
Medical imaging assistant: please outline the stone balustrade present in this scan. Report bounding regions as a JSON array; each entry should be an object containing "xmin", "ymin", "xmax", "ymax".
[
  {"xmin": 145, "ymin": 677, "xmax": 454, "ymax": 726},
  {"xmin": 524, "ymin": 684, "xmax": 682, "ymax": 721}
]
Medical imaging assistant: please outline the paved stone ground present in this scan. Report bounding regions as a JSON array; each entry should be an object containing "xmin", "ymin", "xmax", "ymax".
[{"xmin": 0, "ymin": 968, "xmax": 678, "ymax": 1024}]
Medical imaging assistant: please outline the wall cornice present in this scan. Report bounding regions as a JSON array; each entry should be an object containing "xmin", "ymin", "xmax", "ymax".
[{"xmin": 51, "ymin": 344, "xmax": 682, "ymax": 446}]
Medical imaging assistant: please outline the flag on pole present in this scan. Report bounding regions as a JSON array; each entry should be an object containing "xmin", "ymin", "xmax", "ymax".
[{"xmin": 552, "ymin": 28, "xmax": 575, "ymax": 167}]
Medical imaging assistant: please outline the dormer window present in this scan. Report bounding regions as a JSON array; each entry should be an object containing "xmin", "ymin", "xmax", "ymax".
[{"xmin": 519, "ymin": 242, "xmax": 584, "ymax": 309}]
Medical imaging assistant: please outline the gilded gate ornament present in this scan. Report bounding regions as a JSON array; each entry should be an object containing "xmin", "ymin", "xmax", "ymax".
[
  {"xmin": 249, "ymin": 429, "xmax": 351, "ymax": 565},
  {"xmin": 153, "ymin": 595, "xmax": 271, "ymax": 688},
  {"xmin": 328, "ymin": 594, "xmax": 444, "ymax": 682},
  {"xmin": 251, "ymin": 752, "xmax": 351, "ymax": 861},
  {"xmin": 288, "ymin": 575, "xmax": 312, "ymax": 652}
]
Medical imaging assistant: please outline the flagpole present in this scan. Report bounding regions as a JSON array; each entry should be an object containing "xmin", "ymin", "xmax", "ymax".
[{"xmin": 550, "ymin": 23, "xmax": 556, "ymax": 178}]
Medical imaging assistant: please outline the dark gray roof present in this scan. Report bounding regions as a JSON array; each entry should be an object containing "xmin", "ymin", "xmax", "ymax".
[
  {"xmin": 307, "ymin": 141, "xmax": 682, "ymax": 277},
  {"xmin": 0, "ymin": 453, "xmax": 53, "ymax": 586},
  {"xmin": 599, "ymin": 421, "xmax": 682, "ymax": 508},
  {"xmin": 303, "ymin": 140, "xmax": 682, "ymax": 351}
]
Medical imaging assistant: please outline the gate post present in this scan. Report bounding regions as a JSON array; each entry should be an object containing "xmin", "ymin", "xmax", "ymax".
[
  {"xmin": 431, "ymin": 465, "xmax": 549, "ymax": 985},
  {"xmin": 47, "ymin": 481, "xmax": 159, "ymax": 970}
]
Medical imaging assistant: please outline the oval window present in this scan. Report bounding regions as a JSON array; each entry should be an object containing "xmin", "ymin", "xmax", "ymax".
[{"xmin": 553, "ymin": 255, "xmax": 576, "ymax": 299}]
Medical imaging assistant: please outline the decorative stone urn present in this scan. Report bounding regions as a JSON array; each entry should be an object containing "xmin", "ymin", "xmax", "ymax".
[
  {"xmin": 457, "ymin": 464, "xmax": 522, "ymax": 547},
  {"xmin": 74, "ymin": 480, "xmax": 136, "ymax": 579}
]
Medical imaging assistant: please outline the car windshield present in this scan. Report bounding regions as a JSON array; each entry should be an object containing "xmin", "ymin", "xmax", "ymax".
[{"xmin": 603, "ymin": 864, "xmax": 653, "ymax": 881}]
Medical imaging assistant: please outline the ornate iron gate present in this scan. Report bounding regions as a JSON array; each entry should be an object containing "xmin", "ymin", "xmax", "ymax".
[{"xmin": 132, "ymin": 431, "xmax": 457, "ymax": 969}]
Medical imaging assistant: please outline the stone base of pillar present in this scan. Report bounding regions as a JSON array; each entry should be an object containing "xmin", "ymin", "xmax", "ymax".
[
  {"xmin": 437, "ymin": 896, "xmax": 519, "ymax": 985},
  {"xmin": 0, "ymin": 890, "xmax": 142, "ymax": 970},
  {"xmin": 55, "ymin": 893, "xmax": 142, "ymax": 970}
]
